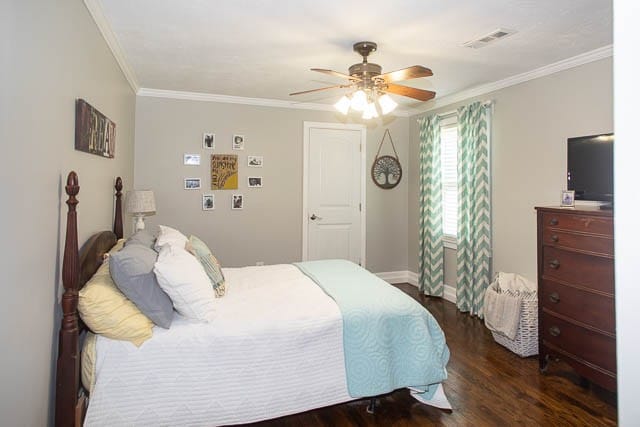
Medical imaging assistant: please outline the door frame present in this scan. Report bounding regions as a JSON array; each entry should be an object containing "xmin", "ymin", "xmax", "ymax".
[{"xmin": 302, "ymin": 121, "xmax": 367, "ymax": 266}]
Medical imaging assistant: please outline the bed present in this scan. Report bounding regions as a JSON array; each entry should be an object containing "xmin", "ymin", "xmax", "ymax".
[{"xmin": 54, "ymin": 171, "xmax": 450, "ymax": 426}]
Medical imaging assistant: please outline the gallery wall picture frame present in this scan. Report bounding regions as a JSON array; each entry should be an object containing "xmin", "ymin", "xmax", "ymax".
[
  {"xmin": 232, "ymin": 194, "xmax": 244, "ymax": 210},
  {"xmin": 232, "ymin": 134, "xmax": 245, "ymax": 150},
  {"xmin": 203, "ymin": 133, "xmax": 215, "ymax": 149},
  {"xmin": 202, "ymin": 194, "xmax": 215, "ymax": 210},
  {"xmin": 561, "ymin": 190, "xmax": 575, "ymax": 207},
  {"xmin": 247, "ymin": 156, "xmax": 263, "ymax": 167},
  {"xmin": 75, "ymin": 98, "xmax": 116, "ymax": 158},
  {"xmin": 184, "ymin": 178, "xmax": 201, "ymax": 190},
  {"xmin": 248, "ymin": 176, "xmax": 263, "ymax": 188},
  {"xmin": 211, "ymin": 154, "xmax": 239, "ymax": 190},
  {"xmin": 184, "ymin": 154, "xmax": 201, "ymax": 166}
]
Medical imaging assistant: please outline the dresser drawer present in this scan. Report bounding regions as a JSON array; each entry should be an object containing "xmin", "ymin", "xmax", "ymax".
[
  {"xmin": 542, "ymin": 227, "xmax": 613, "ymax": 256},
  {"xmin": 541, "ymin": 312, "xmax": 616, "ymax": 373},
  {"xmin": 543, "ymin": 247, "xmax": 614, "ymax": 294},
  {"xmin": 541, "ymin": 212, "xmax": 613, "ymax": 235},
  {"xmin": 540, "ymin": 280, "xmax": 615, "ymax": 334}
]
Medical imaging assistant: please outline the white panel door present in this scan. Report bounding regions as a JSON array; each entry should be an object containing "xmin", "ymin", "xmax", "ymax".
[{"xmin": 304, "ymin": 123, "xmax": 365, "ymax": 265}]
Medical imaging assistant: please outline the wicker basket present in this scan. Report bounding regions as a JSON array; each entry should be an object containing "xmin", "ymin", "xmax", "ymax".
[{"xmin": 491, "ymin": 294, "xmax": 538, "ymax": 357}]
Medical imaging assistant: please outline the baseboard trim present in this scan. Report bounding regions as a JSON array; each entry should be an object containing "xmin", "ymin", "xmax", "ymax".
[{"xmin": 376, "ymin": 271, "xmax": 456, "ymax": 304}]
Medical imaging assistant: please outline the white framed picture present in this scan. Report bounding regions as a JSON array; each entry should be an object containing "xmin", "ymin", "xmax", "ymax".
[
  {"xmin": 248, "ymin": 176, "xmax": 263, "ymax": 188},
  {"xmin": 232, "ymin": 194, "xmax": 244, "ymax": 210},
  {"xmin": 184, "ymin": 178, "xmax": 201, "ymax": 190},
  {"xmin": 247, "ymin": 156, "xmax": 263, "ymax": 167},
  {"xmin": 202, "ymin": 194, "xmax": 215, "ymax": 210},
  {"xmin": 232, "ymin": 134, "xmax": 245, "ymax": 150},
  {"xmin": 184, "ymin": 153, "xmax": 201, "ymax": 166},
  {"xmin": 203, "ymin": 133, "xmax": 215, "ymax": 149},
  {"xmin": 561, "ymin": 190, "xmax": 575, "ymax": 207}
]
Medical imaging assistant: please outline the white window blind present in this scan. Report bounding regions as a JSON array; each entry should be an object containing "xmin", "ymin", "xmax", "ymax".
[{"xmin": 441, "ymin": 123, "xmax": 458, "ymax": 239}]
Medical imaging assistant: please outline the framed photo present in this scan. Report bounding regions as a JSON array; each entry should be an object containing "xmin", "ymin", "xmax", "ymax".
[
  {"xmin": 232, "ymin": 134, "xmax": 245, "ymax": 150},
  {"xmin": 203, "ymin": 133, "xmax": 215, "ymax": 149},
  {"xmin": 247, "ymin": 156, "xmax": 263, "ymax": 167},
  {"xmin": 211, "ymin": 154, "xmax": 238, "ymax": 190},
  {"xmin": 75, "ymin": 99, "xmax": 116, "ymax": 158},
  {"xmin": 202, "ymin": 194, "xmax": 215, "ymax": 210},
  {"xmin": 248, "ymin": 176, "xmax": 263, "ymax": 188},
  {"xmin": 232, "ymin": 194, "xmax": 244, "ymax": 210},
  {"xmin": 561, "ymin": 190, "xmax": 575, "ymax": 207},
  {"xmin": 184, "ymin": 154, "xmax": 201, "ymax": 166},
  {"xmin": 184, "ymin": 178, "xmax": 201, "ymax": 190}
]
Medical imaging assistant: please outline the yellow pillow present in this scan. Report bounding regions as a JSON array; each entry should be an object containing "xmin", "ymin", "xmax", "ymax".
[{"xmin": 78, "ymin": 241, "xmax": 153, "ymax": 346}]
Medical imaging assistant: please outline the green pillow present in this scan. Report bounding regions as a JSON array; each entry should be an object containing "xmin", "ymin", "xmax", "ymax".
[{"xmin": 186, "ymin": 235, "xmax": 226, "ymax": 297}]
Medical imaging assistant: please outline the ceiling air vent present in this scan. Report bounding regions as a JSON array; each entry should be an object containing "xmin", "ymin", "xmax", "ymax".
[{"xmin": 463, "ymin": 28, "xmax": 517, "ymax": 49}]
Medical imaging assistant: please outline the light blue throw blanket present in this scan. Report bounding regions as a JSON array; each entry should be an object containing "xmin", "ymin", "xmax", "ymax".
[{"xmin": 295, "ymin": 259, "xmax": 449, "ymax": 399}]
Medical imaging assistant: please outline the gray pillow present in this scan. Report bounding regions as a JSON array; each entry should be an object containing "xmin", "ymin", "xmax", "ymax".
[
  {"xmin": 125, "ymin": 228, "xmax": 157, "ymax": 250},
  {"xmin": 109, "ymin": 244, "xmax": 173, "ymax": 328}
]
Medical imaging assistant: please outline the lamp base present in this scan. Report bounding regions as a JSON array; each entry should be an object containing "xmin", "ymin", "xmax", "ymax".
[{"xmin": 133, "ymin": 214, "xmax": 146, "ymax": 233}]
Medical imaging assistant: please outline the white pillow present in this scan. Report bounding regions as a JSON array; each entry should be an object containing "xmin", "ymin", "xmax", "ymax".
[
  {"xmin": 153, "ymin": 244, "xmax": 217, "ymax": 322},
  {"xmin": 155, "ymin": 225, "xmax": 188, "ymax": 250}
]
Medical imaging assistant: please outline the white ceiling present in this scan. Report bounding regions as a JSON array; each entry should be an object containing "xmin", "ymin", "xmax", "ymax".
[{"xmin": 96, "ymin": 0, "xmax": 612, "ymax": 110}]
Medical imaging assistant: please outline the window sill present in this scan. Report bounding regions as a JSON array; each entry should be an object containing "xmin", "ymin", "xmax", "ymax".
[{"xmin": 443, "ymin": 236, "xmax": 457, "ymax": 250}]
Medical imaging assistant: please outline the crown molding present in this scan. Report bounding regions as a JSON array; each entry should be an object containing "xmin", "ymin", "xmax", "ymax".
[
  {"xmin": 137, "ymin": 88, "xmax": 412, "ymax": 116},
  {"xmin": 84, "ymin": 0, "xmax": 139, "ymax": 93},
  {"xmin": 407, "ymin": 44, "xmax": 613, "ymax": 115}
]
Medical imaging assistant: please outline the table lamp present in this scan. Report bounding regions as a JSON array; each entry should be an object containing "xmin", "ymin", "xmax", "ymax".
[{"xmin": 125, "ymin": 190, "xmax": 156, "ymax": 232}]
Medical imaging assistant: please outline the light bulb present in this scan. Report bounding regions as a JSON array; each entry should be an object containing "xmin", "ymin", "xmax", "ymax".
[
  {"xmin": 350, "ymin": 90, "xmax": 367, "ymax": 111},
  {"xmin": 378, "ymin": 94, "xmax": 398, "ymax": 115},
  {"xmin": 334, "ymin": 95, "xmax": 350, "ymax": 115},
  {"xmin": 362, "ymin": 102, "xmax": 379, "ymax": 119}
]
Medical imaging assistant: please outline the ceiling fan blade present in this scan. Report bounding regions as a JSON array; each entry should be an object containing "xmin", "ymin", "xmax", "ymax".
[
  {"xmin": 374, "ymin": 65, "xmax": 433, "ymax": 83},
  {"xmin": 385, "ymin": 83, "xmax": 436, "ymax": 101},
  {"xmin": 311, "ymin": 68, "xmax": 361, "ymax": 81},
  {"xmin": 289, "ymin": 85, "xmax": 345, "ymax": 96}
]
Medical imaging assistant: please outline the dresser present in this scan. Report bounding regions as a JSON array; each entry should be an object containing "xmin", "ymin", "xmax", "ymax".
[{"xmin": 535, "ymin": 206, "xmax": 615, "ymax": 391}]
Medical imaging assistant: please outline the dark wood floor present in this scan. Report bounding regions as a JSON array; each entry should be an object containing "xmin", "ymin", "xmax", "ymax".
[{"xmin": 248, "ymin": 283, "xmax": 617, "ymax": 427}]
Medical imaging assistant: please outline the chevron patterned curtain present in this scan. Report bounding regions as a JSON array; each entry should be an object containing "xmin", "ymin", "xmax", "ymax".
[
  {"xmin": 456, "ymin": 102, "xmax": 492, "ymax": 317},
  {"xmin": 418, "ymin": 115, "xmax": 444, "ymax": 296}
]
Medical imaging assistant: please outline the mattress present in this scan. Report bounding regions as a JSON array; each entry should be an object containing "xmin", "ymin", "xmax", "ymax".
[{"xmin": 84, "ymin": 264, "xmax": 352, "ymax": 426}]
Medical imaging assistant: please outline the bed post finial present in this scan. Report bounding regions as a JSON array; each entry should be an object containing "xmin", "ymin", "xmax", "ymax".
[
  {"xmin": 114, "ymin": 177, "xmax": 123, "ymax": 239},
  {"xmin": 56, "ymin": 171, "xmax": 81, "ymax": 427}
]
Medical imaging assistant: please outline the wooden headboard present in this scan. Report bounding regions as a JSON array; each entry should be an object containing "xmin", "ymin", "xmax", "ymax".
[{"xmin": 55, "ymin": 171, "xmax": 124, "ymax": 427}]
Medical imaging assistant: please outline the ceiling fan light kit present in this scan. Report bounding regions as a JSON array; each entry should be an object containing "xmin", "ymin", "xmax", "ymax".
[{"xmin": 291, "ymin": 41, "xmax": 436, "ymax": 119}]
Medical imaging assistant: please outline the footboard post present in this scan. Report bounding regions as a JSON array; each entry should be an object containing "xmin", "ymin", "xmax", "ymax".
[{"xmin": 55, "ymin": 172, "xmax": 81, "ymax": 427}]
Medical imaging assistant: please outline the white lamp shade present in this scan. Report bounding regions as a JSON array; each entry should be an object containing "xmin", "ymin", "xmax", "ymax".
[
  {"xmin": 350, "ymin": 90, "xmax": 367, "ymax": 111},
  {"xmin": 334, "ymin": 95, "xmax": 351, "ymax": 114},
  {"xmin": 362, "ymin": 101, "xmax": 379, "ymax": 119},
  {"xmin": 378, "ymin": 94, "xmax": 398, "ymax": 115},
  {"xmin": 126, "ymin": 190, "xmax": 156, "ymax": 214}
]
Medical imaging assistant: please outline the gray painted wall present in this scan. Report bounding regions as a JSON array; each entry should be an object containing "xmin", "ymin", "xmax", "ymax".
[
  {"xmin": 134, "ymin": 97, "xmax": 409, "ymax": 273},
  {"xmin": 408, "ymin": 58, "xmax": 613, "ymax": 286},
  {"xmin": 0, "ymin": 1, "xmax": 135, "ymax": 425}
]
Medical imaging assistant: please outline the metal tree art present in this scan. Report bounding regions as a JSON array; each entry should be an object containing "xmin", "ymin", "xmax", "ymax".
[{"xmin": 371, "ymin": 129, "xmax": 402, "ymax": 189}]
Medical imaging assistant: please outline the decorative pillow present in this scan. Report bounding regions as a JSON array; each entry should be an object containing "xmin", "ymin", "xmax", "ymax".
[
  {"xmin": 110, "ymin": 244, "xmax": 173, "ymax": 328},
  {"xmin": 153, "ymin": 244, "xmax": 217, "ymax": 322},
  {"xmin": 125, "ymin": 228, "xmax": 157, "ymax": 249},
  {"xmin": 186, "ymin": 235, "xmax": 226, "ymax": 297},
  {"xmin": 154, "ymin": 225, "xmax": 188, "ymax": 251},
  {"xmin": 78, "ymin": 255, "xmax": 153, "ymax": 347}
]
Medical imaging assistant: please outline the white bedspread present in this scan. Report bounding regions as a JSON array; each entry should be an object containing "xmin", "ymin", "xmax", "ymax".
[{"xmin": 84, "ymin": 264, "xmax": 352, "ymax": 426}]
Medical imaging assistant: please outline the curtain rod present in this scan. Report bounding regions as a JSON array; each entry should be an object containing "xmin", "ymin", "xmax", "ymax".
[{"xmin": 435, "ymin": 100, "xmax": 494, "ymax": 118}]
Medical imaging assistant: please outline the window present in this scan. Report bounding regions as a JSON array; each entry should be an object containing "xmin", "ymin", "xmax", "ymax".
[{"xmin": 440, "ymin": 117, "xmax": 458, "ymax": 246}]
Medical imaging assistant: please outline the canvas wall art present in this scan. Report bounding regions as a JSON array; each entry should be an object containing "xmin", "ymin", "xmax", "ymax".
[
  {"xmin": 75, "ymin": 99, "xmax": 116, "ymax": 158},
  {"xmin": 211, "ymin": 154, "xmax": 238, "ymax": 190}
]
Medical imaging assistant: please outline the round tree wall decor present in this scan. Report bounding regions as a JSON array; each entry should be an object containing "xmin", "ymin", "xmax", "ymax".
[{"xmin": 371, "ymin": 129, "xmax": 402, "ymax": 189}]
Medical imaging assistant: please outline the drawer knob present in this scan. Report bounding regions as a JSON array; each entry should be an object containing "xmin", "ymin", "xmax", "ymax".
[
  {"xmin": 549, "ymin": 326, "xmax": 561, "ymax": 337},
  {"xmin": 549, "ymin": 292, "xmax": 560, "ymax": 303},
  {"xmin": 549, "ymin": 259, "xmax": 560, "ymax": 269},
  {"xmin": 549, "ymin": 218, "xmax": 559, "ymax": 226},
  {"xmin": 550, "ymin": 234, "xmax": 559, "ymax": 243}
]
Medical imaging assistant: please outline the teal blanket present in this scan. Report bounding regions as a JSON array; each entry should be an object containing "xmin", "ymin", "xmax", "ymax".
[{"xmin": 295, "ymin": 260, "xmax": 449, "ymax": 398}]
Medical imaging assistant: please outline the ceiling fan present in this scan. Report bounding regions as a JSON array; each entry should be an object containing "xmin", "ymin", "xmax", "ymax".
[{"xmin": 290, "ymin": 41, "xmax": 436, "ymax": 118}]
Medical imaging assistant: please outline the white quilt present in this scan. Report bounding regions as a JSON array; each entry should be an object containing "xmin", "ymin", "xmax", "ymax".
[{"xmin": 84, "ymin": 264, "xmax": 352, "ymax": 426}]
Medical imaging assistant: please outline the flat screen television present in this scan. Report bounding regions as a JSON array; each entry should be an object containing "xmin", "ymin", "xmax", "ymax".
[{"xmin": 567, "ymin": 133, "xmax": 614, "ymax": 203}]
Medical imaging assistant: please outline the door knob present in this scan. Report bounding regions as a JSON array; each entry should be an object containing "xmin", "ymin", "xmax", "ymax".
[{"xmin": 310, "ymin": 214, "xmax": 322, "ymax": 221}]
